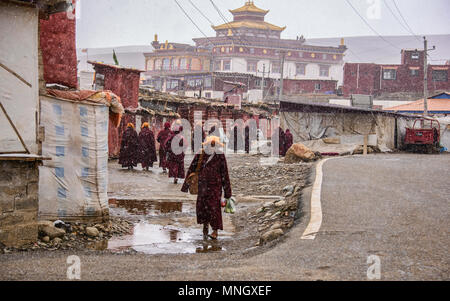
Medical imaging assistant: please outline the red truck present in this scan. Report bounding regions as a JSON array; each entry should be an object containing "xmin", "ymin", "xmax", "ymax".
[{"xmin": 405, "ymin": 118, "xmax": 441, "ymax": 153}]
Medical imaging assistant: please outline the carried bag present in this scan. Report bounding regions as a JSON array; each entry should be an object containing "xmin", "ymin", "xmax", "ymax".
[
  {"xmin": 224, "ymin": 197, "xmax": 237, "ymax": 214},
  {"xmin": 186, "ymin": 151, "xmax": 204, "ymax": 195}
]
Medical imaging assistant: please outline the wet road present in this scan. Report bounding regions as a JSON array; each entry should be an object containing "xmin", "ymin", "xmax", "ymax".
[{"xmin": 1, "ymin": 154, "xmax": 449, "ymax": 280}]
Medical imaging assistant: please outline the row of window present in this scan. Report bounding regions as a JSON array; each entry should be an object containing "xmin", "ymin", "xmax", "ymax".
[
  {"xmin": 153, "ymin": 77, "xmax": 214, "ymax": 90},
  {"xmin": 382, "ymin": 69, "xmax": 448, "ymax": 81},
  {"xmin": 213, "ymin": 47, "xmax": 339, "ymax": 61},
  {"xmin": 150, "ymin": 57, "xmax": 203, "ymax": 71},
  {"xmin": 214, "ymin": 60, "xmax": 331, "ymax": 77}
]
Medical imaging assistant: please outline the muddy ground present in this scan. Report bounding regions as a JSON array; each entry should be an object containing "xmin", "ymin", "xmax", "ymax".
[{"xmin": 2, "ymin": 153, "xmax": 312, "ymax": 257}]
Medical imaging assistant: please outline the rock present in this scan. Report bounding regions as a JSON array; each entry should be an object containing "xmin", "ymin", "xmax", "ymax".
[
  {"xmin": 270, "ymin": 222, "xmax": 283, "ymax": 231},
  {"xmin": 285, "ymin": 143, "xmax": 316, "ymax": 163},
  {"xmin": 53, "ymin": 237, "xmax": 62, "ymax": 245},
  {"xmin": 260, "ymin": 229, "xmax": 284, "ymax": 244},
  {"xmin": 41, "ymin": 236, "xmax": 50, "ymax": 243},
  {"xmin": 323, "ymin": 137, "xmax": 341, "ymax": 144},
  {"xmin": 85, "ymin": 227, "xmax": 99, "ymax": 237},
  {"xmin": 40, "ymin": 225, "xmax": 66, "ymax": 239},
  {"xmin": 282, "ymin": 185, "xmax": 294, "ymax": 194},
  {"xmin": 275, "ymin": 200, "xmax": 287, "ymax": 207}
]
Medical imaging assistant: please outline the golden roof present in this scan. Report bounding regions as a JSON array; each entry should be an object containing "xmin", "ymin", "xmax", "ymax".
[
  {"xmin": 213, "ymin": 21, "xmax": 286, "ymax": 32},
  {"xmin": 229, "ymin": 1, "xmax": 269, "ymax": 15}
]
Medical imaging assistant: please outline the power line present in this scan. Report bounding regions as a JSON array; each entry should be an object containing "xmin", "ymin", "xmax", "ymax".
[
  {"xmin": 188, "ymin": 0, "xmax": 215, "ymax": 26},
  {"xmin": 391, "ymin": 0, "xmax": 420, "ymax": 40},
  {"xmin": 173, "ymin": 0, "xmax": 215, "ymax": 47},
  {"xmin": 344, "ymin": 0, "xmax": 401, "ymax": 50},
  {"xmin": 383, "ymin": 0, "xmax": 421, "ymax": 43},
  {"xmin": 208, "ymin": 0, "xmax": 252, "ymax": 48}
]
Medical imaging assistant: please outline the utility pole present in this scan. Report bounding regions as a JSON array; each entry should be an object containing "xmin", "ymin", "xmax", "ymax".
[
  {"xmin": 261, "ymin": 64, "xmax": 265, "ymax": 101},
  {"xmin": 279, "ymin": 51, "xmax": 286, "ymax": 103},
  {"xmin": 423, "ymin": 37, "xmax": 428, "ymax": 116},
  {"xmin": 423, "ymin": 36, "xmax": 436, "ymax": 117}
]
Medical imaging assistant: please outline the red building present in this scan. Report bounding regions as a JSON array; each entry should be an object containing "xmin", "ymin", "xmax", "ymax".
[
  {"xmin": 89, "ymin": 61, "xmax": 143, "ymax": 158},
  {"xmin": 343, "ymin": 49, "xmax": 450, "ymax": 97}
]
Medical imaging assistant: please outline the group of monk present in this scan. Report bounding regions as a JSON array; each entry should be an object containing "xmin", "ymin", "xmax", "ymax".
[
  {"xmin": 275, "ymin": 127, "xmax": 294, "ymax": 157},
  {"xmin": 118, "ymin": 121, "xmax": 294, "ymax": 240}
]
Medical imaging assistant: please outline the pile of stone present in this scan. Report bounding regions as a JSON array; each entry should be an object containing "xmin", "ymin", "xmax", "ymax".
[
  {"xmin": 250, "ymin": 184, "xmax": 304, "ymax": 246},
  {"xmin": 229, "ymin": 157, "xmax": 311, "ymax": 196},
  {"xmin": 1, "ymin": 217, "xmax": 133, "ymax": 253}
]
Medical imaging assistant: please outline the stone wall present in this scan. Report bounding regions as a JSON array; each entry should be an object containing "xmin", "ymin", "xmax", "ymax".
[{"xmin": 0, "ymin": 160, "xmax": 39, "ymax": 247}]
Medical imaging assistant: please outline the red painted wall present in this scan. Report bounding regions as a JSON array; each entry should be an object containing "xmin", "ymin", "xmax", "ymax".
[
  {"xmin": 283, "ymin": 79, "xmax": 337, "ymax": 94},
  {"xmin": 92, "ymin": 64, "xmax": 142, "ymax": 158},
  {"xmin": 39, "ymin": 3, "xmax": 78, "ymax": 89},
  {"xmin": 343, "ymin": 51, "xmax": 450, "ymax": 96}
]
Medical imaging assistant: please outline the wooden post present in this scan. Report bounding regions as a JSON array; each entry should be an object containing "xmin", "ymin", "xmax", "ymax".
[{"xmin": 363, "ymin": 135, "xmax": 368, "ymax": 156}]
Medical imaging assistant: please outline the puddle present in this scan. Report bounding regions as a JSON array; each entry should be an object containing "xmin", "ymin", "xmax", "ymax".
[
  {"xmin": 90, "ymin": 222, "xmax": 228, "ymax": 255},
  {"xmin": 104, "ymin": 199, "xmax": 234, "ymax": 255},
  {"xmin": 109, "ymin": 198, "xmax": 193, "ymax": 216}
]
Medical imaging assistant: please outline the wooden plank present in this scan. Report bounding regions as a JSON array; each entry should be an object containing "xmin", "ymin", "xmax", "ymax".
[
  {"xmin": 0, "ymin": 101, "xmax": 30, "ymax": 154},
  {"xmin": 0, "ymin": 61, "xmax": 32, "ymax": 88}
]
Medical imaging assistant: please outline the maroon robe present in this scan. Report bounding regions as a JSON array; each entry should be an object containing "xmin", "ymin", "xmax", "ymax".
[
  {"xmin": 284, "ymin": 130, "xmax": 294, "ymax": 154},
  {"xmin": 157, "ymin": 128, "xmax": 172, "ymax": 169},
  {"xmin": 138, "ymin": 127, "xmax": 157, "ymax": 168},
  {"xmin": 182, "ymin": 152, "xmax": 232, "ymax": 231},
  {"xmin": 118, "ymin": 127, "xmax": 139, "ymax": 168},
  {"xmin": 272, "ymin": 127, "xmax": 286, "ymax": 156},
  {"xmin": 165, "ymin": 130, "xmax": 187, "ymax": 179},
  {"xmin": 245, "ymin": 126, "xmax": 250, "ymax": 154}
]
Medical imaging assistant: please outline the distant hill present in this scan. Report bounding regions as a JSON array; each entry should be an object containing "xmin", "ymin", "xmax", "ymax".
[
  {"xmin": 307, "ymin": 34, "xmax": 450, "ymax": 64},
  {"xmin": 76, "ymin": 34, "xmax": 450, "ymax": 73}
]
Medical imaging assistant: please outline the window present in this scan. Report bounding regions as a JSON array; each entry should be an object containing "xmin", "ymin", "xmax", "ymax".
[
  {"xmin": 432, "ymin": 70, "xmax": 448, "ymax": 82},
  {"xmin": 205, "ymin": 92, "xmax": 211, "ymax": 98},
  {"xmin": 214, "ymin": 61, "xmax": 221, "ymax": 71},
  {"xmin": 411, "ymin": 52, "xmax": 420, "ymax": 60},
  {"xmin": 296, "ymin": 63, "xmax": 306, "ymax": 75},
  {"xmin": 271, "ymin": 62, "xmax": 281, "ymax": 73},
  {"xmin": 171, "ymin": 58, "xmax": 178, "ymax": 70},
  {"xmin": 204, "ymin": 77, "xmax": 212, "ymax": 88},
  {"xmin": 162, "ymin": 58, "xmax": 170, "ymax": 70},
  {"xmin": 319, "ymin": 65, "xmax": 330, "ymax": 77},
  {"xmin": 223, "ymin": 59, "xmax": 231, "ymax": 71},
  {"xmin": 247, "ymin": 60, "xmax": 258, "ymax": 72},
  {"xmin": 315, "ymin": 83, "xmax": 321, "ymax": 90},
  {"xmin": 298, "ymin": 52, "xmax": 303, "ymax": 58},
  {"xmin": 410, "ymin": 69, "xmax": 419, "ymax": 76},
  {"xmin": 250, "ymin": 48, "xmax": 255, "ymax": 54},
  {"xmin": 383, "ymin": 69, "xmax": 397, "ymax": 80},
  {"xmin": 187, "ymin": 79, "xmax": 196, "ymax": 87},
  {"xmin": 322, "ymin": 54, "xmax": 328, "ymax": 60},
  {"xmin": 167, "ymin": 80, "xmax": 179, "ymax": 90},
  {"xmin": 154, "ymin": 59, "xmax": 162, "ymax": 70},
  {"xmin": 195, "ymin": 79, "xmax": 203, "ymax": 87},
  {"xmin": 180, "ymin": 58, "xmax": 187, "ymax": 70}
]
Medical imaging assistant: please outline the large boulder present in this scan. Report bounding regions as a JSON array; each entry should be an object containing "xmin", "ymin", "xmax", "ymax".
[
  {"xmin": 260, "ymin": 229, "xmax": 284, "ymax": 244},
  {"xmin": 38, "ymin": 221, "xmax": 66, "ymax": 239},
  {"xmin": 85, "ymin": 227, "xmax": 99, "ymax": 238},
  {"xmin": 284, "ymin": 143, "xmax": 317, "ymax": 163}
]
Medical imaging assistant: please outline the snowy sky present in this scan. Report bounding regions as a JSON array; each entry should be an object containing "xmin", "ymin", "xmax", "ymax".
[{"xmin": 75, "ymin": 0, "xmax": 450, "ymax": 49}]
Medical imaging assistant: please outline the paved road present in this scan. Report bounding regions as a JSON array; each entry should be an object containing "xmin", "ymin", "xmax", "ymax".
[{"xmin": 1, "ymin": 154, "xmax": 449, "ymax": 280}]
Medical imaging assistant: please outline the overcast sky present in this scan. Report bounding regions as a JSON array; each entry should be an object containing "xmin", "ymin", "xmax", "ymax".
[{"xmin": 75, "ymin": 0, "xmax": 450, "ymax": 49}]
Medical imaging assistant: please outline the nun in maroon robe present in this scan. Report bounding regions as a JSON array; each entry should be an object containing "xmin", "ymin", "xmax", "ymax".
[
  {"xmin": 182, "ymin": 136, "xmax": 232, "ymax": 240},
  {"xmin": 138, "ymin": 122, "xmax": 157, "ymax": 170},
  {"xmin": 244, "ymin": 126, "xmax": 250, "ymax": 154},
  {"xmin": 272, "ymin": 127, "xmax": 286, "ymax": 156},
  {"xmin": 284, "ymin": 129, "xmax": 294, "ymax": 154},
  {"xmin": 119, "ymin": 123, "xmax": 139, "ymax": 170},
  {"xmin": 157, "ymin": 122, "xmax": 172, "ymax": 172},
  {"xmin": 165, "ymin": 125, "xmax": 187, "ymax": 183}
]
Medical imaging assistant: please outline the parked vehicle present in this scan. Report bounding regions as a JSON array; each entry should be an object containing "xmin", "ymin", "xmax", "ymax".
[{"xmin": 404, "ymin": 118, "xmax": 441, "ymax": 153}]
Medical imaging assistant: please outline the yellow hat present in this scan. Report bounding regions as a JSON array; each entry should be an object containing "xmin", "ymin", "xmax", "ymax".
[
  {"xmin": 127, "ymin": 123, "xmax": 135, "ymax": 129},
  {"xmin": 142, "ymin": 122, "xmax": 150, "ymax": 128},
  {"xmin": 202, "ymin": 136, "xmax": 224, "ymax": 147}
]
